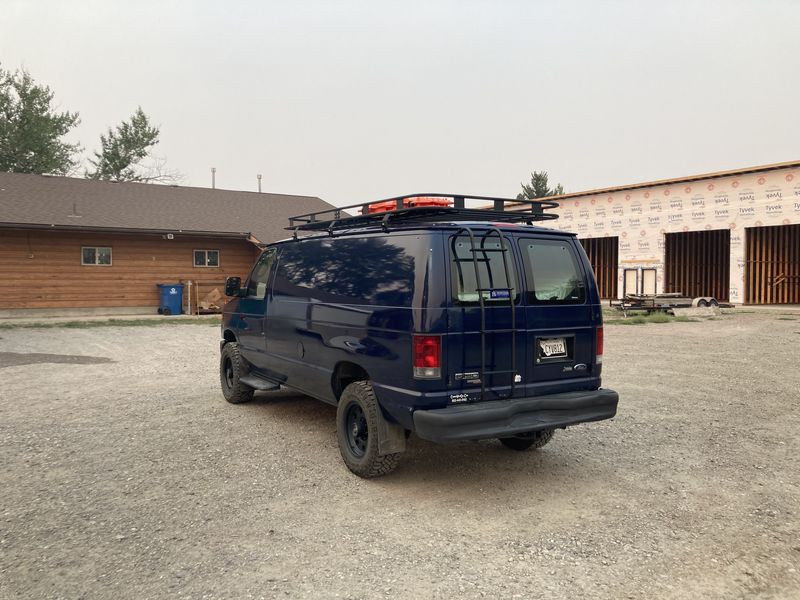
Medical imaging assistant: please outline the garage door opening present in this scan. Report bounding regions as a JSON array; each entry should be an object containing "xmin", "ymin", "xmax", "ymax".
[
  {"xmin": 579, "ymin": 237, "xmax": 619, "ymax": 299},
  {"xmin": 745, "ymin": 224, "xmax": 800, "ymax": 304},
  {"xmin": 664, "ymin": 229, "xmax": 730, "ymax": 301}
]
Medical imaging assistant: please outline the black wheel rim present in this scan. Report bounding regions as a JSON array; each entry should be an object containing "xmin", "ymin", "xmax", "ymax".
[
  {"xmin": 223, "ymin": 357, "xmax": 234, "ymax": 390},
  {"xmin": 344, "ymin": 404, "xmax": 369, "ymax": 457}
]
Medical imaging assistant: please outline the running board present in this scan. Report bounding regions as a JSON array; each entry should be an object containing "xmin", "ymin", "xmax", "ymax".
[{"xmin": 240, "ymin": 374, "xmax": 280, "ymax": 391}]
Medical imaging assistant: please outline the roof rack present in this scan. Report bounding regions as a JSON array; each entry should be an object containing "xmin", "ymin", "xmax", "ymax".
[{"xmin": 286, "ymin": 193, "xmax": 559, "ymax": 233}]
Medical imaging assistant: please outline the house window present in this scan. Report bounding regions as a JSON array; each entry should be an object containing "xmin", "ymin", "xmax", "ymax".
[
  {"xmin": 82, "ymin": 246, "xmax": 112, "ymax": 266},
  {"xmin": 194, "ymin": 249, "xmax": 220, "ymax": 267}
]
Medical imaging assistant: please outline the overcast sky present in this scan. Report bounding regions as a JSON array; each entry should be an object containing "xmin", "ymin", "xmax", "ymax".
[{"xmin": 3, "ymin": 0, "xmax": 799, "ymax": 206}]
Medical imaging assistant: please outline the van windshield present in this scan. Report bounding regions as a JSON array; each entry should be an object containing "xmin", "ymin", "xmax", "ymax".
[
  {"xmin": 520, "ymin": 238, "xmax": 586, "ymax": 304},
  {"xmin": 450, "ymin": 235, "xmax": 517, "ymax": 303}
]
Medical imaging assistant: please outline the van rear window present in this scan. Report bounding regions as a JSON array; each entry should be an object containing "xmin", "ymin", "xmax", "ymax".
[
  {"xmin": 520, "ymin": 239, "xmax": 586, "ymax": 304},
  {"xmin": 450, "ymin": 235, "xmax": 517, "ymax": 303}
]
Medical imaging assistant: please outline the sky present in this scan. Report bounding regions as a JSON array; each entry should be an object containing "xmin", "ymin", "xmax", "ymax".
[{"xmin": 2, "ymin": 0, "xmax": 799, "ymax": 207}]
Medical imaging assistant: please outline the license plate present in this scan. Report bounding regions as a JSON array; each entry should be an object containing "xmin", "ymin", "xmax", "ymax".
[{"xmin": 539, "ymin": 337, "xmax": 567, "ymax": 358}]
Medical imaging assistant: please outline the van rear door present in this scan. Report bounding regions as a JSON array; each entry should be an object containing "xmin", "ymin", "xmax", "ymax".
[
  {"xmin": 445, "ymin": 230, "xmax": 525, "ymax": 402},
  {"xmin": 517, "ymin": 236, "xmax": 599, "ymax": 387}
]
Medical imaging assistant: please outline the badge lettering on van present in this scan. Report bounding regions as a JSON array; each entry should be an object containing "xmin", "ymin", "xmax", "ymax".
[{"xmin": 489, "ymin": 289, "xmax": 511, "ymax": 299}]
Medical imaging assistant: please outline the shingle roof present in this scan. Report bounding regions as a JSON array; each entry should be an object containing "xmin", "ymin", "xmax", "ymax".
[{"xmin": 0, "ymin": 172, "xmax": 333, "ymax": 243}]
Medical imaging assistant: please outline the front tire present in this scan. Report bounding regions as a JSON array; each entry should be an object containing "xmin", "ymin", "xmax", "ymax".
[
  {"xmin": 220, "ymin": 342, "xmax": 254, "ymax": 404},
  {"xmin": 499, "ymin": 429, "xmax": 555, "ymax": 451},
  {"xmin": 336, "ymin": 381, "xmax": 401, "ymax": 478}
]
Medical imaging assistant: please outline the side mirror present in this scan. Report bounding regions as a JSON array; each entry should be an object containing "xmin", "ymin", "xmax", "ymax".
[{"xmin": 224, "ymin": 276, "xmax": 244, "ymax": 297}]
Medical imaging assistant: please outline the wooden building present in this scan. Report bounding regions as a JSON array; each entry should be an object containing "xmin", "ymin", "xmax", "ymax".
[
  {"xmin": 544, "ymin": 160, "xmax": 800, "ymax": 304},
  {"xmin": 0, "ymin": 173, "xmax": 333, "ymax": 317}
]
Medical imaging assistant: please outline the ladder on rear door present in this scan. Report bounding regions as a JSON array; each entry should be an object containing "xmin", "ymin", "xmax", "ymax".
[{"xmin": 452, "ymin": 226, "xmax": 518, "ymax": 401}]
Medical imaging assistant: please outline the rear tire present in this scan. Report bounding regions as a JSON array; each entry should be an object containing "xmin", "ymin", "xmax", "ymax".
[
  {"xmin": 336, "ymin": 381, "xmax": 401, "ymax": 478},
  {"xmin": 220, "ymin": 342, "xmax": 255, "ymax": 404},
  {"xmin": 499, "ymin": 429, "xmax": 555, "ymax": 451}
]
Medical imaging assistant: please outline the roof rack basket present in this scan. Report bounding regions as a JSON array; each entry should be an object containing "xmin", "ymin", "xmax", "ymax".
[{"xmin": 286, "ymin": 193, "xmax": 559, "ymax": 234}]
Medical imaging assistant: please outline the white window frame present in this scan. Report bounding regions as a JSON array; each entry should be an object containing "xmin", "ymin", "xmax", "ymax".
[
  {"xmin": 81, "ymin": 246, "xmax": 113, "ymax": 266},
  {"xmin": 193, "ymin": 249, "xmax": 220, "ymax": 268}
]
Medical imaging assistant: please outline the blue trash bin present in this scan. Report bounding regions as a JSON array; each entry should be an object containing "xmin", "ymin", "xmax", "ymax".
[{"xmin": 157, "ymin": 283, "xmax": 184, "ymax": 316}]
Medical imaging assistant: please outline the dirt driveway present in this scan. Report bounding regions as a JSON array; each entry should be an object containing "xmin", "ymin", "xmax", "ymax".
[{"xmin": 1, "ymin": 312, "xmax": 799, "ymax": 599}]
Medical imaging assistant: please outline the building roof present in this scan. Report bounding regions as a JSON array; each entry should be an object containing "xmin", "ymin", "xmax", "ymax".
[
  {"xmin": 540, "ymin": 159, "xmax": 800, "ymax": 202},
  {"xmin": 0, "ymin": 172, "xmax": 334, "ymax": 243}
]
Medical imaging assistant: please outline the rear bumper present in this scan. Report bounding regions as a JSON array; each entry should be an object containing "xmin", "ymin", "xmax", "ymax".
[{"xmin": 412, "ymin": 388, "xmax": 618, "ymax": 443}]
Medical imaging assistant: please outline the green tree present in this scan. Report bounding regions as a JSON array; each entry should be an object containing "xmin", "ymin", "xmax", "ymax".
[
  {"xmin": 87, "ymin": 107, "xmax": 179, "ymax": 183},
  {"xmin": 517, "ymin": 170, "xmax": 564, "ymax": 200},
  {"xmin": 0, "ymin": 66, "xmax": 81, "ymax": 174}
]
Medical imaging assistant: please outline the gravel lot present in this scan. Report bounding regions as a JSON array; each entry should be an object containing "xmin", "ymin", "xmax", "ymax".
[{"xmin": 1, "ymin": 312, "xmax": 799, "ymax": 599}]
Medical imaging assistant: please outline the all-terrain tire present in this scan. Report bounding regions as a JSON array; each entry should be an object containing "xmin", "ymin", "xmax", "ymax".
[
  {"xmin": 220, "ymin": 342, "xmax": 255, "ymax": 404},
  {"xmin": 499, "ymin": 429, "xmax": 555, "ymax": 451},
  {"xmin": 336, "ymin": 381, "xmax": 401, "ymax": 478}
]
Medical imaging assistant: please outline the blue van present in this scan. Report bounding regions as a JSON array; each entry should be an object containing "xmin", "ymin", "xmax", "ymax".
[{"xmin": 220, "ymin": 194, "xmax": 618, "ymax": 477}]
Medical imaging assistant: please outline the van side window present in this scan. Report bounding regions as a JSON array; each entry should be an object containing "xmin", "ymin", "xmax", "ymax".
[
  {"xmin": 520, "ymin": 239, "xmax": 586, "ymax": 304},
  {"xmin": 450, "ymin": 235, "xmax": 517, "ymax": 303},
  {"xmin": 272, "ymin": 236, "xmax": 420, "ymax": 306},
  {"xmin": 246, "ymin": 249, "xmax": 276, "ymax": 299}
]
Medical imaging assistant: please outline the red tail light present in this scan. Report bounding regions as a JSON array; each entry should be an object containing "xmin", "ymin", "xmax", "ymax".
[
  {"xmin": 596, "ymin": 326, "xmax": 604, "ymax": 364},
  {"xmin": 413, "ymin": 335, "xmax": 441, "ymax": 379}
]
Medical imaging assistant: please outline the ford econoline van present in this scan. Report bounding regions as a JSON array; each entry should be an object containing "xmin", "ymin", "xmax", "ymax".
[{"xmin": 220, "ymin": 194, "xmax": 618, "ymax": 477}]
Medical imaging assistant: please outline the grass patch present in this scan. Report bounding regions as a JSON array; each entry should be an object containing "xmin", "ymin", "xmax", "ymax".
[
  {"xmin": 0, "ymin": 317, "xmax": 222, "ymax": 330},
  {"xmin": 607, "ymin": 312, "xmax": 696, "ymax": 325},
  {"xmin": 776, "ymin": 317, "xmax": 797, "ymax": 321}
]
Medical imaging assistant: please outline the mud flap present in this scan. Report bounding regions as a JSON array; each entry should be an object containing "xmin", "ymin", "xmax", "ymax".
[{"xmin": 376, "ymin": 410, "xmax": 407, "ymax": 456}]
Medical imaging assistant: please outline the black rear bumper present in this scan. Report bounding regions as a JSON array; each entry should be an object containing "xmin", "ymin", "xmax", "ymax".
[{"xmin": 412, "ymin": 388, "xmax": 619, "ymax": 443}]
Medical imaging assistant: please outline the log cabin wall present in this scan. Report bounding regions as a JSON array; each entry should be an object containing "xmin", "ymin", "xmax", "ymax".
[
  {"xmin": 579, "ymin": 237, "xmax": 619, "ymax": 299},
  {"xmin": 664, "ymin": 229, "xmax": 730, "ymax": 300},
  {"xmin": 0, "ymin": 229, "xmax": 260, "ymax": 310},
  {"xmin": 745, "ymin": 224, "xmax": 800, "ymax": 304}
]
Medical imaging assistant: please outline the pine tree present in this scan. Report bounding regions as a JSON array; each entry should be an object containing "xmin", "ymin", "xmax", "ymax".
[{"xmin": 517, "ymin": 171, "xmax": 564, "ymax": 200}]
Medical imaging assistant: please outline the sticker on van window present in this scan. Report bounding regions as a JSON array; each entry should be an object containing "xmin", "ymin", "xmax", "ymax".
[{"xmin": 489, "ymin": 289, "xmax": 511, "ymax": 299}]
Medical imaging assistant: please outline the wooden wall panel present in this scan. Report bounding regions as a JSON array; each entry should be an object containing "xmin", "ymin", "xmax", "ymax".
[
  {"xmin": 664, "ymin": 229, "xmax": 730, "ymax": 300},
  {"xmin": 579, "ymin": 236, "xmax": 619, "ymax": 299},
  {"xmin": 745, "ymin": 224, "xmax": 800, "ymax": 304},
  {"xmin": 0, "ymin": 229, "xmax": 260, "ymax": 310}
]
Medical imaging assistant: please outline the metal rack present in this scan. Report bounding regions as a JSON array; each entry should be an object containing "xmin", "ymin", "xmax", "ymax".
[
  {"xmin": 287, "ymin": 193, "xmax": 559, "ymax": 234},
  {"xmin": 452, "ymin": 225, "xmax": 518, "ymax": 401}
]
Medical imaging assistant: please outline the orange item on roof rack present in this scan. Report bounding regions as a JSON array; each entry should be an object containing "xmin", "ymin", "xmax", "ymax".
[
  {"xmin": 367, "ymin": 200, "xmax": 400, "ymax": 214},
  {"xmin": 407, "ymin": 196, "xmax": 453, "ymax": 208},
  {"xmin": 367, "ymin": 196, "xmax": 454, "ymax": 214}
]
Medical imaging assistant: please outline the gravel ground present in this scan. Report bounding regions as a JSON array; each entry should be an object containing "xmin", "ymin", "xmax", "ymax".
[{"xmin": 1, "ymin": 312, "xmax": 799, "ymax": 599}]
